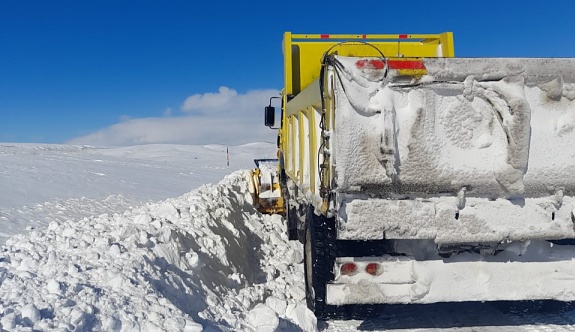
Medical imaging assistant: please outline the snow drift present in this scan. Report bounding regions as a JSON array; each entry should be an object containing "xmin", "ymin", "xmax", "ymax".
[{"xmin": 0, "ymin": 171, "xmax": 316, "ymax": 331}]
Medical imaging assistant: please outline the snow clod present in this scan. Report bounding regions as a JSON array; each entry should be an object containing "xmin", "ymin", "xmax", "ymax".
[
  {"xmin": 21, "ymin": 303, "xmax": 41, "ymax": 326},
  {"xmin": 45, "ymin": 279, "xmax": 62, "ymax": 295},
  {"xmin": 265, "ymin": 296, "xmax": 287, "ymax": 316},
  {"xmin": 285, "ymin": 302, "xmax": 317, "ymax": 332},
  {"xmin": 248, "ymin": 303, "xmax": 279, "ymax": 332},
  {"xmin": 134, "ymin": 214, "xmax": 152, "ymax": 224}
]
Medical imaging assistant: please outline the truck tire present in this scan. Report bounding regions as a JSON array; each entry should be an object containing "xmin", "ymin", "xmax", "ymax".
[{"xmin": 304, "ymin": 206, "xmax": 337, "ymax": 320}]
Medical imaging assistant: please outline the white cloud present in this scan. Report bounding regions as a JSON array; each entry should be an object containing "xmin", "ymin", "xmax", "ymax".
[
  {"xmin": 68, "ymin": 87, "xmax": 281, "ymax": 147},
  {"xmin": 181, "ymin": 86, "xmax": 239, "ymax": 113}
]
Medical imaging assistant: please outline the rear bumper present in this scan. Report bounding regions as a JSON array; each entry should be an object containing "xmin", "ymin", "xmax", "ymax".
[
  {"xmin": 326, "ymin": 242, "xmax": 575, "ymax": 305},
  {"xmin": 337, "ymin": 195, "xmax": 575, "ymax": 243}
]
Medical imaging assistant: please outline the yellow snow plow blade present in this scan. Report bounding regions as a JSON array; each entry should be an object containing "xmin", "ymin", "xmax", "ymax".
[{"xmin": 249, "ymin": 159, "xmax": 284, "ymax": 215}]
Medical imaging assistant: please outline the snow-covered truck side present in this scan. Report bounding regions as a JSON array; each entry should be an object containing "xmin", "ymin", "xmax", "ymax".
[{"xmin": 263, "ymin": 32, "xmax": 575, "ymax": 320}]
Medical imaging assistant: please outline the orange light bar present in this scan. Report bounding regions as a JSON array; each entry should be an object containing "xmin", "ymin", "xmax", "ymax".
[{"xmin": 388, "ymin": 59, "xmax": 427, "ymax": 76}]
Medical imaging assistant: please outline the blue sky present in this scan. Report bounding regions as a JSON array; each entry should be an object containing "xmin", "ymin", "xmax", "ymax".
[{"xmin": 1, "ymin": 0, "xmax": 574, "ymax": 146}]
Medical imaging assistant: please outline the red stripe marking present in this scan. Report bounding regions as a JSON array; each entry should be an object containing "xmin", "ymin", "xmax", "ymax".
[
  {"xmin": 399, "ymin": 34, "xmax": 408, "ymax": 39},
  {"xmin": 387, "ymin": 59, "xmax": 426, "ymax": 70},
  {"xmin": 362, "ymin": 34, "xmax": 366, "ymax": 39},
  {"xmin": 320, "ymin": 34, "xmax": 329, "ymax": 39}
]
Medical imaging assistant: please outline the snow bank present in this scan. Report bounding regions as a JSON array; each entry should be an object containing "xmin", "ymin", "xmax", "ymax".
[{"xmin": 0, "ymin": 171, "xmax": 315, "ymax": 331}]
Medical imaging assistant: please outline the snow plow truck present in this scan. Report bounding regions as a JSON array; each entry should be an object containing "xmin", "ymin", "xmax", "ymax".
[{"xmin": 251, "ymin": 32, "xmax": 575, "ymax": 320}]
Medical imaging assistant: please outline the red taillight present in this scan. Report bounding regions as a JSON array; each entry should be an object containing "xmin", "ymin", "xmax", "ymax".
[
  {"xmin": 387, "ymin": 59, "xmax": 426, "ymax": 70},
  {"xmin": 365, "ymin": 263, "xmax": 379, "ymax": 276},
  {"xmin": 369, "ymin": 59, "xmax": 385, "ymax": 69},
  {"xmin": 340, "ymin": 262, "xmax": 357, "ymax": 275},
  {"xmin": 355, "ymin": 59, "xmax": 386, "ymax": 70}
]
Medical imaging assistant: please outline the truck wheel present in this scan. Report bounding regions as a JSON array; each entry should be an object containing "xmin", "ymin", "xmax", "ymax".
[{"xmin": 304, "ymin": 206, "xmax": 337, "ymax": 320}]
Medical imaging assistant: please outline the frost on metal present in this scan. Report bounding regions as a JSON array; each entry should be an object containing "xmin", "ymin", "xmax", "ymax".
[{"xmin": 331, "ymin": 56, "xmax": 575, "ymax": 242}]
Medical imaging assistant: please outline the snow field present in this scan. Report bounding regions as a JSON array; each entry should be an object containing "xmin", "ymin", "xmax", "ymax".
[
  {"xmin": 0, "ymin": 171, "xmax": 317, "ymax": 331},
  {"xmin": 0, "ymin": 142, "xmax": 278, "ymax": 244}
]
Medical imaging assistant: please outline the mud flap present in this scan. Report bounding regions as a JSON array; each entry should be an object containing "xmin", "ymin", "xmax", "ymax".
[{"xmin": 304, "ymin": 207, "xmax": 337, "ymax": 320}]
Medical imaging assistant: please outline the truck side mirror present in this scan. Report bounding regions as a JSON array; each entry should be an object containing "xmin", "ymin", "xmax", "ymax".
[{"xmin": 265, "ymin": 106, "xmax": 275, "ymax": 127}]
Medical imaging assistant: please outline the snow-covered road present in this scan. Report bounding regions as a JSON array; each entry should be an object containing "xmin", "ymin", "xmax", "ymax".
[{"xmin": 1, "ymin": 143, "xmax": 574, "ymax": 331}]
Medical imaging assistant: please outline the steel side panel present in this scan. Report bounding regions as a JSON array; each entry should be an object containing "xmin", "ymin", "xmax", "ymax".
[
  {"xmin": 309, "ymin": 106, "xmax": 317, "ymax": 195},
  {"xmin": 286, "ymin": 116, "xmax": 295, "ymax": 179},
  {"xmin": 313, "ymin": 107, "xmax": 323, "ymax": 195},
  {"xmin": 293, "ymin": 118, "xmax": 299, "ymax": 183},
  {"xmin": 302, "ymin": 110, "xmax": 310, "ymax": 188},
  {"xmin": 285, "ymin": 78, "xmax": 322, "ymax": 117},
  {"xmin": 297, "ymin": 110, "xmax": 306, "ymax": 183}
]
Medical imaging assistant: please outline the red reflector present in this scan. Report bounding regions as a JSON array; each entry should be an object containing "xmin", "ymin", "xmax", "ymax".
[
  {"xmin": 362, "ymin": 34, "xmax": 367, "ymax": 39},
  {"xmin": 366, "ymin": 263, "xmax": 379, "ymax": 275},
  {"xmin": 355, "ymin": 60, "xmax": 366, "ymax": 68},
  {"xmin": 399, "ymin": 34, "xmax": 408, "ymax": 39},
  {"xmin": 320, "ymin": 34, "xmax": 329, "ymax": 39},
  {"xmin": 387, "ymin": 59, "xmax": 426, "ymax": 70},
  {"xmin": 340, "ymin": 262, "xmax": 357, "ymax": 275},
  {"xmin": 369, "ymin": 59, "xmax": 385, "ymax": 69},
  {"xmin": 355, "ymin": 59, "xmax": 385, "ymax": 70}
]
